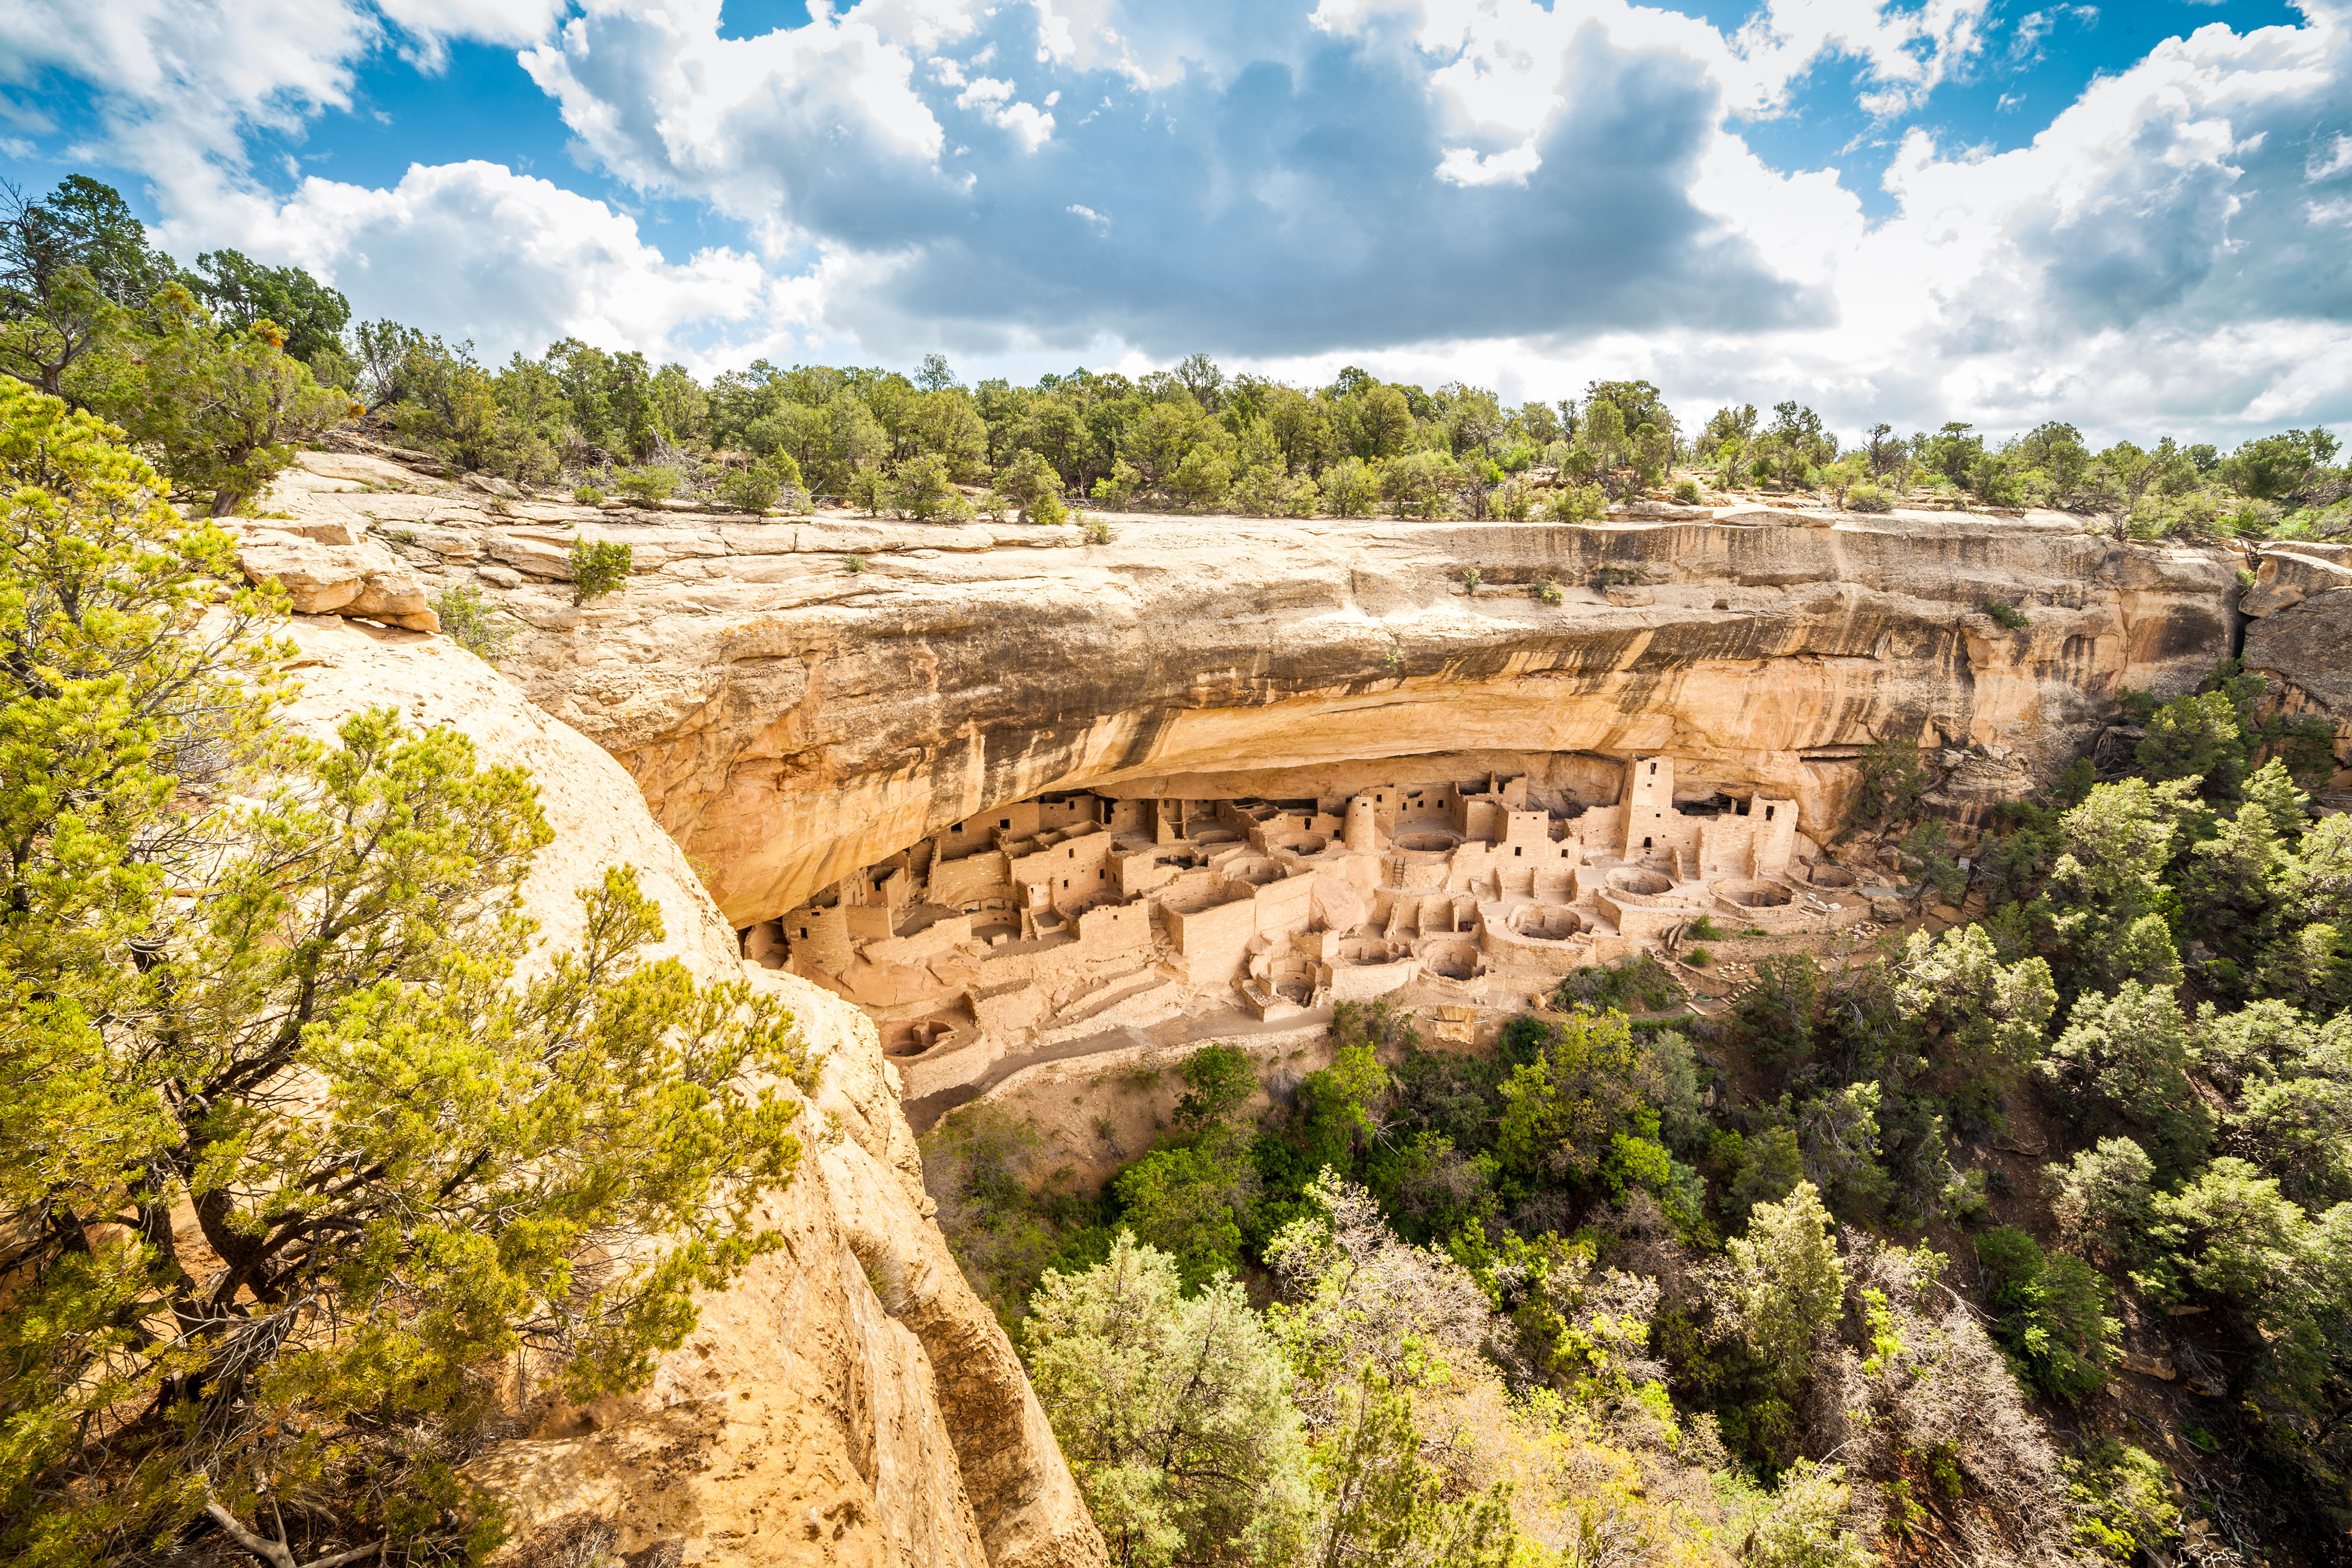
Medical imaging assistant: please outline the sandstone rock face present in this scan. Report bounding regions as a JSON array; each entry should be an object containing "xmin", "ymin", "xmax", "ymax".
[
  {"xmin": 2241, "ymin": 549, "xmax": 2352, "ymax": 617},
  {"xmin": 493, "ymin": 512, "xmax": 2237, "ymax": 927},
  {"xmin": 2245, "ymin": 583, "xmax": 2352, "ymax": 784},
  {"xmin": 238, "ymin": 531, "xmax": 439, "ymax": 632},
  {"xmin": 245, "ymin": 456, "xmax": 2243, "ymax": 930},
  {"xmin": 2236, "ymin": 542, "xmax": 2352, "ymax": 790},
  {"xmin": 273, "ymin": 617, "xmax": 1104, "ymax": 1568}
]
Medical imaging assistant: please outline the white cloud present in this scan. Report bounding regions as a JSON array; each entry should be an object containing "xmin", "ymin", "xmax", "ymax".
[
  {"xmin": 1434, "ymin": 142, "xmax": 1542, "ymax": 186},
  {"xmin": 0, "ymin": 0, "xmax": 563, "ymax": 209},
  {"xmin": 1723, "ymin": 0, "xmax": 1995, "ymax": 118},
  {"xmin": 5, "ymin": 0, "xmax": 2349, "ymax": 441},
  {"xmin": 992, "ymin": 101, "xmax": 1057, "ymax": 151},
  {"xmin": 268, "ymin": 161, "xmax": 783, "ymax": 366},
  {"xmin": 517, "ymin": 0, "xmax": 948, "ymax": 222}
]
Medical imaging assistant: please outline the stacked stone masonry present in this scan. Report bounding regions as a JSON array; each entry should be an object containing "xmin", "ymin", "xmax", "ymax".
[{"xmin": 744, "ymin": 754, "xmax": 1869, "ymax": 1100}]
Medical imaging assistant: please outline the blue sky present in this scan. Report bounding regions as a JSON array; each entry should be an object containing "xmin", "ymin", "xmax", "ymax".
[{"xmin": 3, "ymin": 0, "xmax": 2348, "ymax": 444}]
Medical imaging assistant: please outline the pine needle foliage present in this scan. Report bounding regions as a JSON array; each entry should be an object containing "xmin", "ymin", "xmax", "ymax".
[{"xmin": 0, "ymin": 382, "xmax": 815, "ymax": 1567}]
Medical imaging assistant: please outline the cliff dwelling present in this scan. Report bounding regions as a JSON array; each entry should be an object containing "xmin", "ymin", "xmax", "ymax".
[{"xmin": 740, "ymin": 753, "xmax": 1875, "ymax": 1104}]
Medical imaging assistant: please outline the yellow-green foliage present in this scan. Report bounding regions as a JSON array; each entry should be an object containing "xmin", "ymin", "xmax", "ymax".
[
  {"xmin": 0, "ymin": 385, "xmax": 814, "ymax": 1566},
  {"xmin": 568, "ymin": 535, "xmax": 632, "ymax": 603}
]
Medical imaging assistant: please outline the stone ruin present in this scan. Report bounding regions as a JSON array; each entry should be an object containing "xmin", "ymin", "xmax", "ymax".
[{"xmin": 740, "ymin": 754, "xmax": 1873, "ymax": 1101}]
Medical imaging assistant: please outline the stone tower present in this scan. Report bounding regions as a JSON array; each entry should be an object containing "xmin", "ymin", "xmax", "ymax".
[{"xmin": 1621, "ymin": 755, "xmax": 1674, "ymax": 859}]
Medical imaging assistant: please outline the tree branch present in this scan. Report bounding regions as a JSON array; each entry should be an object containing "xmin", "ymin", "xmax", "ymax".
[{"xmin": 204, "ymin": 1498, "xmax": 385, "ymax": 1568}]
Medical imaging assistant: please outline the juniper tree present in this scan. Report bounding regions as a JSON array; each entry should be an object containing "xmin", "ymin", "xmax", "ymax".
[{"xmin": 0, "ymin": 383, "xmax": 815, "ymax": 1566}]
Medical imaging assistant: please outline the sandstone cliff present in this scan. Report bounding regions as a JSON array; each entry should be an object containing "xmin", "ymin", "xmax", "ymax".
[
  {"xmin": 271, "ymin": 614, "xmax": 1104, "ymax": 1568},
  {"xmin": 250, "ymin": 457, "xmax": 2296, "ymax": 930},
  {"xmin": 486, "ymin": 508, "xmax": 2242, "ymax": 926},
  {"xmin": 2241, "ymin": 543, "xmax": 2352, "ymax": 785}
]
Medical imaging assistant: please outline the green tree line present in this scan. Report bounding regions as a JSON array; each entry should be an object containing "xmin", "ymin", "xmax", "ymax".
[{"xmin": 11, "ymin": 174, "xmax": 2341, "ymax": 539}]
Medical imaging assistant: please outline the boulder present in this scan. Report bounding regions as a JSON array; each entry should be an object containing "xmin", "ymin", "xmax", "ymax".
[
  {"xmin": 296, "ymin": 451, "xmax": 422, "ymax": 489},
  {"xmin": 2241, "ymin": 549, "xmax": 2352, "ymax": 618},
  {"xmin": 237, "ymin": 533, "xmax": 438, "ymax": 632},
  {"xmin": 485, "ymin": 532, "xmax": 576, "ymax": 579},
  {"xmin": 397, "ymin": 524, "xmax": 482, "ymax": 560},
  {"xmin": 258, "ymin": 518, "xmax": 363, "ymax": 546}
]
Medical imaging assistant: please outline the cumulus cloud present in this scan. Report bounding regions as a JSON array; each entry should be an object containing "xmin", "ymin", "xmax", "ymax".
[
  {"xmin": 267, "ymin": 161, "xmax": 778, "ymax": 363},
  {"xmin": 3, "ymin": 0, "xmax": 2349, "ymax": 438},
  {"xmin": 0, "ymin": 0, "xmax": 562, "ymax": 199},
  {"xmin": 514, "ymin": 0, "xmax": 1815, "ymax": 359}
]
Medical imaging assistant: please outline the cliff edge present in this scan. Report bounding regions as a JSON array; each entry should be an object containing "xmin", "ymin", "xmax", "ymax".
[{"xmin": 273, "ymin": 614, "xmax": 1105, "ymax": 1568}]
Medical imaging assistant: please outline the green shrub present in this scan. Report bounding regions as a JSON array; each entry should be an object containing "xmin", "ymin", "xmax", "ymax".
[
  {"xmin": 567, "ymin": 536, "xmax": 632, "ymax": 604},
  {"xmin": 612, "ymin": 465, "xmax": 682, "ymax": 502},
  {"xmin": 1846, "ymin": 483, "xmax": 1896, "ymax": 513},
  {"xmin": 1532, "ymin": 576, "xmax": 1563, "ymax": 605},
  {"xmin": 1320, "ymin": 456, "xmax": 1381, "ymax": 518},
  {"xmin": 1456, "ymin": 565, "xmax": 1483, "ymax": 593},
  {"xmin": 1975, "ymin": 1227, "xmax": 2118, "ymax": 1401},
  {"xmin": 844, "ymin": 554, "xmax": 867, "ymax": 573},
  {"xmin": 716, "ymin": 463, "xmax": 781, "ymax": 511},
  {"xmin": 1851, "ymin": 739, "xmax": 1928, "ymax": 824},
  {"xmin": 1983, "ymin": 600, "xmax": 2030, "ymax": 629},
  {"xmin": 995, "ymin": 449, "xmax": 1065, "ymax": 522},
  {"xmin": 1381, "ymin": 450, "xmax": 1464, "ymax": 519},
  {"xmin": 1672, "ymin": 478, "xmax": 1702, "ymax": 504},
  {"xmin": 1899, "ymin": 818, "xmax": 1967, "ymax": 902},
  {"xmin": 2070, "ymin": 1439, "xmax": 2179, "ymax": 1565},
  {"xmin": 888, "ymin": 452, "xmax": 972, "ymax": 520},
  {"xmin": 1232, "ymin": 464, "xmax": 1319, "ymax": 518},
  {"xmin": 573, "ymin": 483, "xmax": 604, "ymax": 505},
  {"xmin": 1686, "ymin": 914, "xmax": 1724, "ymax": 941},
  {"xmin": 846, "ymin": 467, "xmax": 888, "ymax": 514},
  {"xmin": 1090, "ymin": 457, "xmax": 1140, "ymax": 506},
  {"xmin": 431, "ymin": 581, "xmax": 519, "ymax": 662},
  {"xmin": 1554, "ymin": 955, "xmax": 1680, "ymax": 1013},
  {"xmin": 1542, "ymin": 482, "xmax": 1607, "ymax": 522},
  {"xmin": 1684, "ymin": 945, "xmax": 1712, "ymax": 967},
  {"xmin": 1084, "ymin": 519, "xmax": 1112, "ymax": 545},
  {"xmin": 1167, "ymin": 447, "xmax": 1233, "ymax": 510}
]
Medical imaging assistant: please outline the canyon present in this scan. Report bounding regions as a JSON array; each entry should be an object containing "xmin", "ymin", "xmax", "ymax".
[{"xmin": 236, "ymin": 450, "xmax": 2352, "ymax": 1563}]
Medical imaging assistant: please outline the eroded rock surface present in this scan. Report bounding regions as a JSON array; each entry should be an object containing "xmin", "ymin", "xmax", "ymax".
[
  {"xmin": 272, "ymin": 615, "xmax": 1103, "ymax": 1568},
  {"xmin": 255, "ymin": 453, "xmax": 2249, "ymax": 929},
  {"xmin": 2242, "ymin": 541, "xmax": 2352, "ymax": 753},
  {"xmin": 238, "ymin": 530, "xmax": 439, "ymax": 630},
  {"xmin": 514, "ymin": 513, "xmax": 2239, "ymax": 927}
]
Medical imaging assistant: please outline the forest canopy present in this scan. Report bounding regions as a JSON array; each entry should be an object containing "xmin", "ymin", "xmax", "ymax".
[{"xmin": 3, "ymin": 176, "xmax": 2344, "ymax": 542}]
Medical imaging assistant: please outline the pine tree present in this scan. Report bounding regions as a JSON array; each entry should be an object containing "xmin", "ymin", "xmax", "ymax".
[{"xmin": 0, "ymin": 382, "xmax": 815, "ymax": 1565}]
